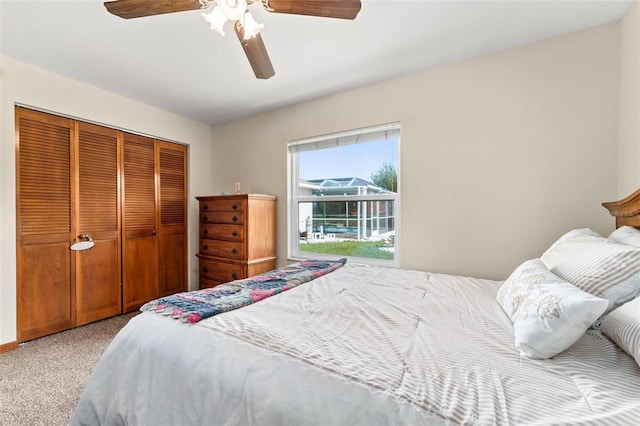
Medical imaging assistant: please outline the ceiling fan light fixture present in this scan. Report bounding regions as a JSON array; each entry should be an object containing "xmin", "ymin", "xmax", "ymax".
[
  {"xmin": 240, "ymin": 12, "xmax": 264, "ymax": 39},
  {"xmin": 103, "ymin": 0, "xmax": 361, "ymax": 80},
  {"xmin": 216, "ymin": 0, "xmax": 247, "ymax": 21},
  {"xmin": 202, "ymin": 7, "xmax": 228, "ymax": 35}
]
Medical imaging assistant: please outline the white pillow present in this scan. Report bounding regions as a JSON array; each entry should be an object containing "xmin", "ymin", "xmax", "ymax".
[
  {"xmin": 609, "ymin": 226, "xmax": 640, "ymax": 248},
  {"xmin": 540, "ymin": 232, "xmax": 640, "ymax": 314},
  {"xmin": 497, "ymin": 259, "xmax": 608, "ymax": 359},
  {"xmin": 601, "ymin": 297, "xmax": 640, "ymax": 367},
  {"xmin": 540, "ymin": 228, "xmax": 601, "ymax": 259}
]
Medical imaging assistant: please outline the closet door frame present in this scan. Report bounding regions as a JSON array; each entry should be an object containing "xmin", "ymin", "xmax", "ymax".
[{"xmin": 16, "ymin": 107, "xmax": 188, "ymax": 339}]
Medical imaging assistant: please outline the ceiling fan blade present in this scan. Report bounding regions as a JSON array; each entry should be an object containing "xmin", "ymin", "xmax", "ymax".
[
  {"xmin": 104, "ymin": 0, "xmax": 204, "ymax": 19},
  {"xmin": 235, "ymin": 22, "xmax": 275, "ymax": 80},
  {"xmin": 263, "ymin": 0, "xmax": 361, "ymax": 20}
]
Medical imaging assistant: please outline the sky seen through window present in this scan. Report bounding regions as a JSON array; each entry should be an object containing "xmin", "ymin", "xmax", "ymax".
[{"xmin": 299, "ymin": 139, "xmax": 398, "ymax": 183}]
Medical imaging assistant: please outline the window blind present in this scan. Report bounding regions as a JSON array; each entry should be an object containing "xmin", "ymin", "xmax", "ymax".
[{"xmin": 289, "ymin": 122, "xmax": 400, "ymax": 153}]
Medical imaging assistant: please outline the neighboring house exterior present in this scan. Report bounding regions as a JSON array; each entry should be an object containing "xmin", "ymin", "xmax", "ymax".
[{"xmin": 298, "ymin": 177, "xmax": 395, "ymax": 241}]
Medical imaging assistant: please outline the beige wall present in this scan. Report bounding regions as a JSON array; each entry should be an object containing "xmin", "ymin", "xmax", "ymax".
[
  {"xmin": 618, "ymin": 1, "xmax": 640, "ymax": 197},
  {"xmin": 209, "ymin": 23, "xmax": 620, "ymax": 281},
  {"xmin": 0, "ymin": 56, "xmax": 213, "ymax": 346}
]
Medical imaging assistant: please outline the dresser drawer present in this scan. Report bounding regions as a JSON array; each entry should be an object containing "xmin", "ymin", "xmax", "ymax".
[
  {"xmin": 200, "ymin": 223, "xmax": 244, "ymax": 241},
  {"xmin": 200, "ymin": 198, "xmax": 246, "ymax": 213},
  {"xmin": 200, "ymin": 211, "xmax": 244, "ymax": 225},
  {"xmin": 200, "ymin": 240, "xmax": 245, "ymax": 260},
  {"xmin": 199, "ymin": 259, "xmax": 246, "ymax": 283}
]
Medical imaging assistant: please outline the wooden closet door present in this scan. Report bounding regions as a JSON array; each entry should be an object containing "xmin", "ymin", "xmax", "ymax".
[
  {"xmin": 16, "ymin": 108, "xmax": 75, "ymax": 341},
  {"xmin": 157, "ymin": 141, "xmax": 187, "ymax": 296},
  {"xmin": 122, "ymin": 133, "xmax": 158, "ymax": 312},
  {"xmin": 75, "ymin": 122, "xmax": 122, "ymax": 325}
]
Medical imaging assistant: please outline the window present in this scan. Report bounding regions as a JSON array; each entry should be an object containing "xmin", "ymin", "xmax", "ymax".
[{"xmin": 288, "ymin": 122, "xmax": 400, "ymax": 266}]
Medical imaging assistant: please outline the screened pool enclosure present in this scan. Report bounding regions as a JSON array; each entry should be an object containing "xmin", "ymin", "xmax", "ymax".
[{"xmin": 298, "ymin": 177, "xmax": 395, "ymax": 242}]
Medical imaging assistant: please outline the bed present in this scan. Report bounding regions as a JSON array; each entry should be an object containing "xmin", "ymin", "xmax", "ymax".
[{"xmin": 71, "ymin": 190, "xmax": 640, "ymax": 426}]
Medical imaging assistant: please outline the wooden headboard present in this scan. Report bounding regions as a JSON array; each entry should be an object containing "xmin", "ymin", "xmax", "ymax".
[{"xmin": 602, "ymin": 188, "xmax": 640, "ymax": 229}]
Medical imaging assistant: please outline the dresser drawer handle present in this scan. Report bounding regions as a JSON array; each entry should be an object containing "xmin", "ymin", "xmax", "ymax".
[
  {"xmin": 232, "ymin": 216, "xmax": 238, "ymax": 222},
  {"xmin": 204, "ymin": 229, "xmax": 208, "ymax": 235},
  {"xmin": 203, "ymin": 215, "xmax": 208, "ymax": 222},
  {"xmin": 232, "ymin": 231, "xmax": 238, "ymax": 237},
  {"xmin": 203, "ymin": 204, "xmax": 208, "ymax": 211},
  {"xmin": 203, "ymin": 267, "xmax": 209, "ymax": 273},
  {"xmin": 232, "ymin": 248, "xmax": 238, "ymax": 254},
  {"xmin": 203, "ymin": 244, "xmax": 209, "ymax": 250},
  {"xmin": 231, "ymin": 272, "xmax": 238, "ymax": 280},
  {"xmin": 232, "ymin": 204, "xmax": 238, "ymax": 210}
]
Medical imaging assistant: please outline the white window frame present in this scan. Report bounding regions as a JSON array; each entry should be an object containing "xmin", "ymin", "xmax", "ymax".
[{"xmin": 287, "ymin": 122, "xmax": 401, "ymax": 267}]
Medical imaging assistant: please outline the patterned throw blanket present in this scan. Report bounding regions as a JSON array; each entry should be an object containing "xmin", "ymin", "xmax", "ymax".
[{"xmin": 141, "ymin": 258, "xmax": 347, "ymax": 323}]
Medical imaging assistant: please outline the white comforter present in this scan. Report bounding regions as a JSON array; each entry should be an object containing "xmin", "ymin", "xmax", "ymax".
[{"xmin": 71, "ymin": 262, "xmax": 640, "ymax": 425}]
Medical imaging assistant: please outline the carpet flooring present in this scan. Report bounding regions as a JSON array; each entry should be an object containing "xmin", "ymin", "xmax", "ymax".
[{"xmin": 0, "ymin": 313, "xmax": 136, "ymax": 426}]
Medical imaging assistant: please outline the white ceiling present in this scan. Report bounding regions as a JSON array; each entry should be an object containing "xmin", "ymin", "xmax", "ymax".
[{"xmin": 0, "ymin": 0, "xmax": 632, "ymax": 126}]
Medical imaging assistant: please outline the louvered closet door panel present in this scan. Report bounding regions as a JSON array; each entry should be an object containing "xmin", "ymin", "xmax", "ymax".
[
  {"xmin": 158, "ymin": 141, "xmax": 187, "ymax": 296},
  {"xmin": 75, "ymin": 123, "xmax": 122, "ymax": 325},
  {"xmin": 16, "ymin": 108, "xmax": 75, "ymax": 341},
  {"xmin": 122, "ymin": 133, "xmax": 158, "ymax": 312}
]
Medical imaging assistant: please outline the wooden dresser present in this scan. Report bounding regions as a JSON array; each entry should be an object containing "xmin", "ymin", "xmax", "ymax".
[{"xmin": 196, "ymin": 194, "xmax": 276, "ymax": 289}]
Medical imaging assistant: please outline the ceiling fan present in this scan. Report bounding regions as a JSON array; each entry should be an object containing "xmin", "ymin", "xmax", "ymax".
[{"xmin": 103, "ymin": 0, "xmax": 362, "ymax": 79}]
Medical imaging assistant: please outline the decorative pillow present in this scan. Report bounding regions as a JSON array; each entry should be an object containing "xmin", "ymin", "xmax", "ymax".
[
  {"xmin": 609, "ymin": 226, "xmax": 640, "ymax": 248},
  {"xmin": 497, "ymin": 259, "xmax": 608, "ymax": 359},
  {"xmin": 601, "ymin": 296, "xmax": 640, "ymax": 367},
  {"xmin": 540, "ymin": 232, "xmax": 640, "ymax": 314}
]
